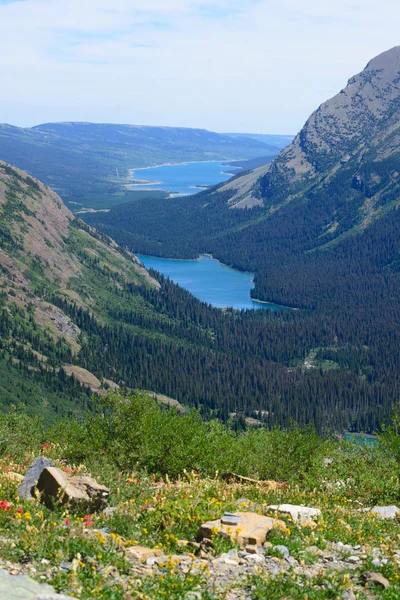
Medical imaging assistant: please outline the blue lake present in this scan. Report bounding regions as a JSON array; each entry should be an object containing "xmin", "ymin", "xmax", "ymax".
[
  {"xmin": 129, "ymin": 161, "xmax": 241, "ymax": 196},
  {"xmin": 137, "ymin": 254, "xmax": 285, "ymax": 311}
]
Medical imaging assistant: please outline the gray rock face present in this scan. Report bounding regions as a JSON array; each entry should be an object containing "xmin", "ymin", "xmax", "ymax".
[
  {"xmin": 17, "ymin": 457, "xmax": 54, "ymax": 500},
  {"xmin": 215, "ymin": 46, "xmax": 400, "ymax": 213},
  {"xmin": 0, "ymin": 569, "xmax": 75, "ymax": 599}
]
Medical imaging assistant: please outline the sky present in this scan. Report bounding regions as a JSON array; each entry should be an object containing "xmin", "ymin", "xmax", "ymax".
[{"xmin": 0, "ymin": 0, "xmax": 399, "ymax": 134}]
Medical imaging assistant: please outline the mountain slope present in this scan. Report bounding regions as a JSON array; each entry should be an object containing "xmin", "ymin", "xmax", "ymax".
[
  {"xmin": 0, "ymin": 160, "xmax": 159, "ymax": 419},
  {"xmin": 2, "ymin": 162, "xmax": 396, "ymax": 433},
  {"xmin": 0, "ymin": 122, "xmax": 275, "ymax": 211},
  {"xmin": 222, "ymin": 46, "xmax": 400, "ymax": 214}
]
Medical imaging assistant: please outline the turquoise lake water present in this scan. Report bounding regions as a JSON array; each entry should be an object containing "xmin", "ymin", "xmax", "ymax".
[
  {"xmin": 137, "ymin": 254, "xmax": 285, "ymax": 311},
  {"xmin": 129, "ymin": 161, "xmax": 241, "ymax": 196}
]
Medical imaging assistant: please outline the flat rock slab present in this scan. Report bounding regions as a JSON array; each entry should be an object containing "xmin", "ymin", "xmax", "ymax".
[
  {"xmin": 199, "ymin": 512, "xmax": 286, "ymax": 547},
  {"xmin": 0, "ymin": 569, "xmax": 74, "ymax": 599},
  {"xmin": 267, "ymin": 504, "xmax": 321, "ymax": 522},
  {"xmin": 17, "ymin": 457, "xmax": 54, "ymax": 500},
  {"xmin": 369, "ymin": 506, "xmax": 400, "ymax": 519},
  {"xmin": 125, "ymin": 546, "xmax": 164, "ymax": 563}
]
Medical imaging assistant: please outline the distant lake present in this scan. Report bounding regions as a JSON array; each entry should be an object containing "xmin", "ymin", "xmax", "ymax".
[
  {"xmin": 129, "ymin": 161, "xmax": 241, "ymax": 196},
  {"xmin": 137, "ymin": 254, "xmax": 286, "ymax": 311}
]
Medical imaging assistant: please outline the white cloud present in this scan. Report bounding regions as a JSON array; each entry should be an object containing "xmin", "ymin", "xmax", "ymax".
[{"xmin": 0, "ymin": 0, "xmax": 399, "ymax": 133}]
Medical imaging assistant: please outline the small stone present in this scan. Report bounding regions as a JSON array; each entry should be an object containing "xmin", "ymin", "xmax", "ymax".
[
  {"xmin": 244, "ymin": 554, "xmax": 264, "ymax": 564},
  {"xmin": 300, "ymin": 519, "xmax": 318, "ymax": 529},
  {"xmin": 362, "ymin": 571, "xmax": 390, "ymax": 589},
  {"xmin": 125, "ymin": 546, "xmax": 163, "ymax": 563},
  {"xmin": 305, "ymin": 546, "xmax": 322, "ymax": 555},
  {"xmin": 263, "ymin": 541, "xmax": 273, "ymax": 550},
  {"xmin": 199, "ymin": 512, "xmax": 286, "ymax": 547},
  {"xmin": 267, "ymin": 504, "xmax": 321, "ymax": 523},
  {"xmin": 369, "ymin": 506, "xmax": 400, "ymax": 519},
  {"xmin": 274, "ymin": 545, "xmax": 290, "ymax": 559},
  {"xmin": 342, "ymin": 591, "xmax": 356, "ymax": 600},
  {"xmin": 347, "ymin": 556, "xmax": 360, "ymax": 563},
  {"xmin": 245, "ymin": 545, "xmax": 260, "ymax": 554}
]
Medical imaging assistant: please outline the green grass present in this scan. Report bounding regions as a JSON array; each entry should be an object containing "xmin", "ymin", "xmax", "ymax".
[{"xmin": 1, "ymin": 395, "xmax": 400, "ymax": 598}]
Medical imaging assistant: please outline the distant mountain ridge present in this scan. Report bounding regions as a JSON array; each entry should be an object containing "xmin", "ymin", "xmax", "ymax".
[{"xmin": 0, "ymin": 122, "xmax": 279, "ymax": 211}]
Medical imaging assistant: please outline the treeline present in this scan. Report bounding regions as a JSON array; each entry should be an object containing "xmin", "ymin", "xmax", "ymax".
[{"xmin": 49, "ymin": 268, "xmax": 395, "ymax": 433}]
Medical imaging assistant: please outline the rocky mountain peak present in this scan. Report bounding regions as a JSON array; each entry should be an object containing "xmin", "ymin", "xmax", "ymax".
[{"xmin": 222, "ymin": 47, "xmax": 400, "ymax": 209}]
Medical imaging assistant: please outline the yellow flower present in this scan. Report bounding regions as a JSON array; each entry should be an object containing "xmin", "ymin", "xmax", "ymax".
[
  {"xmin": 24, "ymin": 512, "xmax": 32, "ymax": 521},
  {"xmin": 15, "ymin": 513, "xmax": 22, "ymax": 520}
]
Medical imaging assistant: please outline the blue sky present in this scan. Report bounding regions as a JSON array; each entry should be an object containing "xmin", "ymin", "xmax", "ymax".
[{"xmin": 0, "ymin": 0, "xmax": 399, "ymax": 133}]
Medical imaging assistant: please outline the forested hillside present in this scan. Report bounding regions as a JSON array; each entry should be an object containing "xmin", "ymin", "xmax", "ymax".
[{"xmin": 0, "ymin": 160, "xmax": 395, "ymax": 433}]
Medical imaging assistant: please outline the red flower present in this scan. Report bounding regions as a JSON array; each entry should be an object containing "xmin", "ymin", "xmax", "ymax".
[
  {"xmin": 17, "ymin": 508, "xmax": 24, "ymax": 514},
  {"xmin": 0, "ymin": 500, "xmax": 11, "ymax": 510},
  {"xmin": 65, "ymin": 518, "xmax": 71, "ymax": 525}
]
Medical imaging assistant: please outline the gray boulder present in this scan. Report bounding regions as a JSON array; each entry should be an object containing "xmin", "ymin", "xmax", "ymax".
[{"xmin": 17, "ymin": 457, "xmax": 54, "ymax": 500}]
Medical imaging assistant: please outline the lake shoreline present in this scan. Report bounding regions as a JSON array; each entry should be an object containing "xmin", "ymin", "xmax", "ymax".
[
  {"xmin": 128, "ymin": 160, "xmax": 243, "ymax": 196},
  {"xmin": 128, "ymin": 159, "xmax": 245, "ymax": 173},
  {"xmin": 137, "ymin": 253, "xmax": 291, "ymax": 311}
]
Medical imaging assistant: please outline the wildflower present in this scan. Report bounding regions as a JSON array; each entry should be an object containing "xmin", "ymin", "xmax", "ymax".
[
  {"xmin": 15, "ymin": 513, "xmax": 22, "ymax": 520},
  {"xmin": 65, "ymin": 519, "xmax": 71, "ymax": 525},
  {"xmin": 24, "ymin": 512, "xmax": 31, "ymax": 521},
  {"xmin": 0, "ymin": 500, "xmax": 11, "ymax": 510},
  {"xmin": 83, "ymin": 515, "xmax": 94, "ymax": 527}
]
